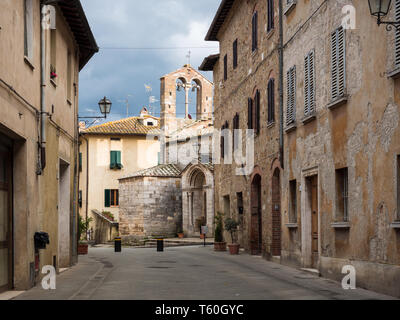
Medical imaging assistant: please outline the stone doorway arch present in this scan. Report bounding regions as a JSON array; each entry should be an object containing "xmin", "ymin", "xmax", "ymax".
[{"xmin": 181, "ymin": 163, "xmax": 214, "ymax": 237}]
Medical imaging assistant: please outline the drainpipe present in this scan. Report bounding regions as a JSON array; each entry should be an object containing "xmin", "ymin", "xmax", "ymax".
[
  {"xmin": 278, "ymin": 0, "xmax": 284, "ymax": 169},
  {"xmin": 39, "ymin": 3, "xmax": 47, "ymax": 173},
  {"xmin": 82, "ymin": 136, "xmax": 89, "ymax": 227}
]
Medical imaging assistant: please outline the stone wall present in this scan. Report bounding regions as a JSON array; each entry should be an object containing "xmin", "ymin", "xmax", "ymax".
[
  {"xmin": 212, "ymin": 0, "xmax": 281, "ymax": 254},
  {"xmin": 119, "ymin": 176, "xmax": 182, "ymax": 241}
]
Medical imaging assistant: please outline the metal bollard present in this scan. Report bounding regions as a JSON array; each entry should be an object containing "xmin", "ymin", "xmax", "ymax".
[
  {"xmin": 157, "ymin": 239, "xmax": 164, "ymax": 252},
  {"xmin": 115, "ymin": 237, "xmax": 122, "ymax": 252}
]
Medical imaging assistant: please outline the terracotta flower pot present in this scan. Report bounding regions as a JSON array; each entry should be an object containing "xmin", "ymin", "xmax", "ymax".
[
  {"xmin": 200, "ymin": 234, "xmax": 205, "ymax": 240},
  {"xmin": 78, "ymin": 243, "xmax": 88, "ymax": 255},
  {"xmin": 178, "ymin": 233, "xmax": 184, "ymax": 239},
  {"xmin": 228, "ymin": 243, "xmax": 240, "ymax": 255},
  {"xmin": 214, "ymin": 242, "xmax": 227, "ymax": 252}
]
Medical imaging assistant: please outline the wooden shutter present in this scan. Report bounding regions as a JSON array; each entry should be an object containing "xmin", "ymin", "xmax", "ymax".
[
  {"xmin": 304, "ymin": 50, "xmax": 315, "ymax": 116},
  {"xmin": 268, "ymin": 79, "xmax": 275, "ymax": 123},
  {"xmin": 287, "ymin": 67, "xmax": 296, "ymax": 125},
  {"xmin": 331, "ymin": 26, "xmax": 345, "ymax": 100},
  {"xmin": 395, "ymin": 0, "xmax": 400, "ymax": 66},
  {"xmin": 252, "ymin": 12, "xmax": 258, "ymax": 51},
  {"xmin": 79, "ymin": 152, "xmax": 82, "ymax": 172},
  {"xmin": 233, "ymin": 40, "xmax": 238, "ymax": 69},
  {"xmin": 255, "ymin": 90, "xmax": 260, "ymax": 134},
  {"xmin": 248, "ymin": 98, "xmax": 253, "ymax": 129},
  {"xmin": 105, "ymin": 189, "xmax": 111, "ymax": 208},
  {"xmin": 116, "ymin": 151, "xmax": 122, "ymax": 166},
  {"xmin": 267, "ymin": 0, "xmax": 274, "ymax": 32},
  {"xmin": 110, "ymin": 151, "xmax": 116, "ymax": 169},
  {"xmin": 224, "ymin": 54, "xmax": 228, "ymax": 80}
]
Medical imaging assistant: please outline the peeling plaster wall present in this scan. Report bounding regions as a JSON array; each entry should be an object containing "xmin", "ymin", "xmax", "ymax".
[{"xmin": 282, "ymin": 0, "xmax": 400, "ymax": 297}]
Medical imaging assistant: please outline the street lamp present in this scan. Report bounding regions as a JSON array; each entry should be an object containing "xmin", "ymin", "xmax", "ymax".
[
  {"xmin": 98, "ymin": 96, "xmax": 112, "ymax": 117},
  {"xmin": 79, "ymin": 96, "xmax": 112, "ymax": 122},
  {"xmin": 368, "ymin": 0, "xmax": 400, "ymax": 31}
]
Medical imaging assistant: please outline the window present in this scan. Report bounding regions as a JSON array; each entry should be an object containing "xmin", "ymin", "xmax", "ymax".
[
  {"xmin": 289, "ymin": 180, "xmax": 297, "ymax": 223},
  {"xmin": 331, "ymin": 26, "xmax": 346, "ymax": 101},
  {"xmin": 224, "ymin": 54, "xmax": 228, "ymax": 81},
  {"xmin": 233, "ymin": 113, "xmax": 240, "ymax": 151},
  {"xmin": 50, "ymin": 29, "xmax": 57, "ymax": 81},
  {"xmin": 254, "ymin": 90, "xmax": 260, "ymax": 135},
  {"xmin": 304, "ymin": 50, "xmax": 315, "ymax": 116},
  {"xmin": 233, "ymin": 39, "xmax": 238, "ymax": 69},
  {"xmin": 252, "ymin": 11, "xmax": 258, "ymax": 52},
  {"xmin": 395, "ymin": 0, "xmax": 400, "ymax": 67},
  {"xmin": 67, "ymin": 51, "xmax": 72, "ymax": 101},
  {"xmin": 105, "ymin": 189, "xmax": 119, "ymax": 208},
  {"xmin": 237, "ymin": 192, "xmax": 244, "ymax": 215},
  {"xmin": 268, "ymin": 78, "xmax": 275, "ymax": 123},
  {"xmin": 336, "ymin": 168, "xmax": 349, "ymax": 222},
  {"xmin": 248, "ymin": 97, "xmax": 253, "ymax": 130},
  {"xmin": 221, "ymin": 121, "xmax": 229, "ymax": 159},
  {"xmin": 267, "ymin": 0, "xmax": 274, "ymax": 32},
  {"xmin": 24, "ymin": 0, "xmax": 34, "ymax": 60},
  {"xmin": 286, "ymin": 66, "xmax": 296, "ymax": 125},
  {"xmin": 110, "ymin": 151, "xmax": 123, "ymax": 170},
  {"xmin": 248, "ymin": 91, "xmax": 260, "ymax": 134}
]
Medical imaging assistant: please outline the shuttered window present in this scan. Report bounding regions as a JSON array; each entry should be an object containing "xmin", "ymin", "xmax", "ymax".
[
  {"xmin": 224, "ymin": 54, "xmax": 228, "ymax": 81},
  {"xmin": 252, "ymin": 12, "xmax": 258, "ymax": 52},
  {"xmin": 221, "ymin": 121, "xmax": 229, "ymax": 159},
  {"xmin": 110, "ymin": 151, "xmax": 123, "ymax": 170},
  {"xmin": 286, "ymin": 66, "xmax": 296, "ymax": 126},
  {"xmin": 331, "ymin": 26, "xmax": 346, "ymax": 101},
  {"xmin": 105, "ymin": 189, "xmax": 119, "ymax": 208},
  {"xmin": 79, "ymin": 152, "xmax": 82, "ymax": 172},
  {"xmin": 267, "ymin": 0, "xmax": 274, "ymax": 32},
  {"xmin": 268, "ymin": 78, "xmax": 275, "ymax": 123},
  {"xmin": 248, "ymin": 97, "xmax": 253, "ymax": 129},
  {"xmin": 233, "ymin": 113, "xmax": 240, "ymax": 151},
  {"xmin": 233, "ymin": 39, "xmax": 238, "ymax": 69},
  {"xmin": 304, "ymin": 50, "xmax": 315, "ymax": 116},
  {"xmin": 254, "ymin": 90, "xmax": 260, "ymax": 135},
  {"xmin": 395, "ymin": 0, "xmax": 400, "ymax": 67}
]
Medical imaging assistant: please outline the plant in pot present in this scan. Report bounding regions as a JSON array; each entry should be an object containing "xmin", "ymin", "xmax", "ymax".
[
  {"xmin": 78, "ymin": 215, "xmax": 93, "ymax": 255},
  {"xmin": 177, "ymin": 225, "xmax": 184, "ymax": 239},
  {"xmin": 214, "ymin": 212, "xmax": 226, "ymax": 252},
  {"xmin": 224, "ymin": 217, "xmax": 240, "ymax": 255}
]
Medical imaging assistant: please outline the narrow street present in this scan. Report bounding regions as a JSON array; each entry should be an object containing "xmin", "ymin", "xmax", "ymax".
[{"xmin": 15, "ymin": 246, "xmax": 395, "ymax": 300}]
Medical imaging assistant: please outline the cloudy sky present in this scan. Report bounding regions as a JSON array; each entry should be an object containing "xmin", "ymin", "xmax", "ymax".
[{"xmin": 79, "ymin": 0, "xmax": 220, "ymax": 123}]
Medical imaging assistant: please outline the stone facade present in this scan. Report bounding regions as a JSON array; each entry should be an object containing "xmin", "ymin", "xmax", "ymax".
[
  {"xmin": 281, "ymin": 0, "xmax": 400, "ymax": 298},
  {"xmin": 202, "ymin": 0, "xmax": 282, "ymax": 254},
  {"xmin": 0, "ymin": 0, "xmax": 97, "ymax": 291},
  {"xmin": 119, "ymin": 166, "xmax": 182, "ymax": 241}
]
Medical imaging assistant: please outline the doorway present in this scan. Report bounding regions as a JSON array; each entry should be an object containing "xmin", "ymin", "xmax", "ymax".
[
  {"xmin": 250, "ymin": 175, "xmax": 262, "ymax": 255},
  {"xmin": 271, "ymin": 168, "xmax": 281, "ymax": 257},
  {"xmin": 306, "ymin": 175, "xmax": 319, "ymax": 269},
  {"xmin": 58, "ymin": 159, "xmax": 70, "ymax": 268},
  {"xmin": 0, "ymin": 139, "xmax": 12, "ymax": 293}
]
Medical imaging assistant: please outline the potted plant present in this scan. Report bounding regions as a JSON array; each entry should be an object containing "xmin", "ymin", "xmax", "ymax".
[
  {"xmin": 214, "ymin": 212, "xmax": 226, "ymax": 252},
  {"xmin": 78, "ymin": 215, "xmax": 93, "ymax": 255},
  {"xmin": 225, "ymin": 217, "xmax": 240, "ymax": 255},
  {"xmin": 177, "ymin": 225, "xmax": 184, "ymax": 239}
]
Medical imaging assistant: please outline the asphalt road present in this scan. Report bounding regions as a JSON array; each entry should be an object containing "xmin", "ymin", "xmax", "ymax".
[{"xmin": 15, "ymin": 246, "xmax": 395, "ymax": 300}]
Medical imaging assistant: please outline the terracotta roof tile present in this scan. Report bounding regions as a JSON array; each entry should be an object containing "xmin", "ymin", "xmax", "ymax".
[
  {"xmin": 81, "ymin": 116, "xmax": 160, "ymax": 135},
  {"xmin": 120, "ymin": 164, "xmax": 182, "ymax": 179}
]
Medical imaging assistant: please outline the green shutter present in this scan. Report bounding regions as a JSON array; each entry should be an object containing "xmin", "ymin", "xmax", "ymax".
[
  {"xmin": 110, "ymin": 151, "xmax": 116, "ymax": 169},
  {"xmin": 105, "ymin": 189, "xmax": 111, "ymax": 207},
  {"xmin": 110, "ymin": 151, "xmax": 123, "ymax": 169},
  {"xmin": 116, "ymin": 151, "xmax": 122, "ymax": 166}
]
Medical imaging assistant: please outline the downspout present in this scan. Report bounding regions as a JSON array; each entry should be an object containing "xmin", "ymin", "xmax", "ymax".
[
  {"xmin": 82, "ymin": 135, "xmax": 89, "ymax": 227},
  {"xmin": 39, "ymin": 3, "xmax": 47, "ymax": 173},
  {"xmin": 278, "ymin": 0, "xmax": 284, "ymax": 169}
]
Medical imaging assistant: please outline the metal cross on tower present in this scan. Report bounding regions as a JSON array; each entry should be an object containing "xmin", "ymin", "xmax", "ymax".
[{"xmin": 186, "ymin": 50, "xmax": 191, "ymax": 66}]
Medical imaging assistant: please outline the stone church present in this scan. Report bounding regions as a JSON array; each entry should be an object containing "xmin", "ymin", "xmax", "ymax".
[{"xmin": 119, "ymin": 65, "xmax": 215, "ymax": 241}]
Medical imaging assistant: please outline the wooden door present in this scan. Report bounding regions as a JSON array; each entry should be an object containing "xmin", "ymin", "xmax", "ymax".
[
  {"xmin": 0, "ymin": 145, "xmax": 12, "ymax": 292},
  {"xmin": 311, "ymin": 176, "xmax": 319, "ymax": 268},
  {"xmin": 271, "ymin": 169, "xmax": 281, "ymax": 256},
  {"xmin": 250, "ymin": 176, "xmax": 261, "ymax": 255}
]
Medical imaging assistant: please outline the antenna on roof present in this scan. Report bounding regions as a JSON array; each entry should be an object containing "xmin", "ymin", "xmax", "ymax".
[{"xmin": 118, "ymin": 94, "xmax": 133, "ymax": 117}]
